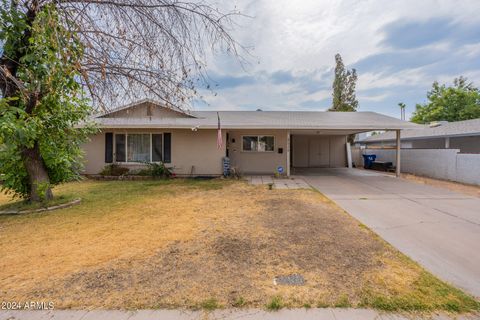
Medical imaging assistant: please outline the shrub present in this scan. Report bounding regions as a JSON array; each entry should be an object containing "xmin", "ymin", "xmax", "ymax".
[
  {"xmin": 131, "ymin": 162, "xmax": 172, "ymax": 178},
  {"xmin": 233, "ymin": 296, "xmax": 246, "ymax": 307},
  {"xmin": 130, "ymin": 162, "xmax": 171, "ymax": 178},
  {"xmin": 99, "ymin": 164, "xmax": 129, "ymax": 176},
  {"xmin": 266, "ymin": 296, "xmax": 283, "ymax": 311},
  {"xmin": 146, "ymin": 162, "xmax": 172, "ymax": 178},
  {"xmin": 334, "ymin": 294, "xmax": 351, "ymax": 308},
  {"xmin": 200, "ymin": 298, "xmax": 220, "ymax": 310}
]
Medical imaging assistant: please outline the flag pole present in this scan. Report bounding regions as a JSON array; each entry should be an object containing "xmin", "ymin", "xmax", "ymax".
[{"xmin": 217, "ymin": 112, "xmax": 223, "ymax": 149}]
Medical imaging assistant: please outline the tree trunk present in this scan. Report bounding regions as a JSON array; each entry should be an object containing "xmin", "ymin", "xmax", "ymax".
[
  {"xmin": 22, "ymin": 142, "xmax": 53, "ymax": 202},
  {"xmin": 0, "ymin": 2, "xmax": 52, "ymax": 202}
]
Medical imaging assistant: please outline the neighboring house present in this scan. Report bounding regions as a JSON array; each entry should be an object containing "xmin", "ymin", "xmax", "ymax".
[
  {"xmin": 81, "ymin": 99, "xmax": 417, "ymax": 176},
  {"xmin": 358, "ymin": 119, "xmax": 480, "ymax": 153}
]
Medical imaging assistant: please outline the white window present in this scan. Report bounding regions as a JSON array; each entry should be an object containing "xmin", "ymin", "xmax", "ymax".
[
  {"xmin": 242, "ymin": 135, "xmax": 275, "ymax": 152},
  {"xmin": 114, "ymin": 133, "xmax": 164, "ymax": 163}
]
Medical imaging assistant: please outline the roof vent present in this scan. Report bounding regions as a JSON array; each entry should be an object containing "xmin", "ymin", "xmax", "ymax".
[{"xmin": 429, "ymin": 121, "xmax": 448, "ymax": 128}]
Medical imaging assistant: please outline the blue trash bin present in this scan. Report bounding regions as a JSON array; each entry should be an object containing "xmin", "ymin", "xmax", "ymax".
[{"xmin": 362, "ymin": 154, "xmax": 376, "ymax": 169}]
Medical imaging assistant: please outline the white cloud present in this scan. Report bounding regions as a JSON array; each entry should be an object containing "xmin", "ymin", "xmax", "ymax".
[
  {"xmin": 222, "ymin": 0, "xmax": 480, "ymax": 71},
  {"xmin": 357, "ymin": 93, "xmax": 390, "ymax": 102},
  {"xmin": 358, "ymin": 69, "xmax": 427, "ymax": 90},
  {"xmin": 198, "ymin": 0, "xmax": 480, "ymax": 117}
]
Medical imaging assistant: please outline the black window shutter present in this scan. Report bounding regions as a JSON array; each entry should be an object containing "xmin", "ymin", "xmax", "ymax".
[
  {"xmin": 163, "ymin": 133, "xmax": 171, "ymax": 163},
  {"xmin": 105, "ymin": 132, "xmax": 113, "ymax": 163}
]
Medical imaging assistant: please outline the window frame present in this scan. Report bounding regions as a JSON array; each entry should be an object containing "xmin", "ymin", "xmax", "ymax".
[
  {"xmin": 114, "ymin": 132, "xmax": 165, "ymax": 163},
  {"xmin": 241, "ymin": 135, "xmax": 275, "ymax": 153}
]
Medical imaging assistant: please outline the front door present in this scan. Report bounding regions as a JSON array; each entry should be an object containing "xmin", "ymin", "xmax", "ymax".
[{"xmin": 308, "ymin": 136, "xmax": 330, "ymax": 167}]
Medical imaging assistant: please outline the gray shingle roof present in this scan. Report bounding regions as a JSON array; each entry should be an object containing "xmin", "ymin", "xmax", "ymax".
[
  {"xmin": 93, "ymin": 109, "xmax": 419, "ymax": 131},
  {"xmin": 360, "ymin": 118, "xmax": 480, "ymax": 142}
]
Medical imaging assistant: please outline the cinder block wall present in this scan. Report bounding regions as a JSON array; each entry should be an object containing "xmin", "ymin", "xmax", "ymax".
[{"xmin": 456, "ymin": 154, "xmax": 480, "ymax": 185}]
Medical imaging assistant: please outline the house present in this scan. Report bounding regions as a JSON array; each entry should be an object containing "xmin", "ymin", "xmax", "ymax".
[
  {"xmin": 358, "ymin": 119, "xmax": 480, "ymax": 153},
  {"xmin": 81, "ymin": 99, "xmax": 417, "ymax": 176}
]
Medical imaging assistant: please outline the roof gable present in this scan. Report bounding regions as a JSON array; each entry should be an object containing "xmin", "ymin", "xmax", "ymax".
[{"xmin": 98, "ymin": 99, "xmax": 196, "ymax": 119}]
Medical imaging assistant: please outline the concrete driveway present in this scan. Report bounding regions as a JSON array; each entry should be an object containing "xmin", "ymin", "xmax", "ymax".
[{"xmin": 298, "ymin": 168, "xmax": 480, "ymax": 298}]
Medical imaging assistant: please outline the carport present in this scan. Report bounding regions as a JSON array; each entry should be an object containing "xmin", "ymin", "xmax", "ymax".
[
  {"xmin": 218, "ymin": 111, "xmax": 417, "ymax": 176},
  {"xmin": 285, "ymin": 112, "xmax": 419, "ymax": 177}
]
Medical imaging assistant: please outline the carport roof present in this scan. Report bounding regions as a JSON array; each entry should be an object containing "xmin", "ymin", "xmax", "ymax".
[{"xmin": 92, "ymin": 101, "xmax": 419, "ymax": 131}]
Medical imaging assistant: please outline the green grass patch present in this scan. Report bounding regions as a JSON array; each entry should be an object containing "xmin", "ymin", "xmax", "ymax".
[
  {"xmin": 334, "ymin": 294, "xmax": 351, "ymax": 308},
  {"xmin": 172, "ymin": 177, "xmax": 231, "ymax": 190},
  {"xmin": 0, "ymin": 178, "xmax": 231, "ymax": 223},
  {"xmin": 233, "ymin": 296, "xmax": 246, "ymax": 308},
  {"xmin": 266, "ymin": 296, "xmax": 283, "ymax": 311},
  {"xmin": 0, "ymin": 193, "xmax": 76, "ymax": 212},
  {"xmin": 200, "ymin": 298, "xmax": 220, "ymax": 311},
  {"xmin": 360, "ymin": 271, "xmax": 480, "ymax": 312}
]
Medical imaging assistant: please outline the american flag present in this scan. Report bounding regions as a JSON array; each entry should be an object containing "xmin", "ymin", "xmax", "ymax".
[{"xmin": 217, "ymin": 112, "xmax": 223, "ymax": 149}]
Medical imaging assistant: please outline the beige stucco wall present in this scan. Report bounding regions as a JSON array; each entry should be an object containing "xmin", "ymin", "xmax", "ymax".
[
  {"xmin": 292, "ymin": 135, "xmax": 347, "ymax": 168},
  {"xmin": 82, "ymin": 129, "xmax": 350, "ymax": 176},
  {"xmin": 227, "ymin": 129, "xmax": 288, "ymax": 174},
  {"xmin": 82, "ymin": 132, "xmax": 106, "ymax": 174},
  {"xmin": 81, "ymin": 129, "xmax": 226, "ymax": 175}
]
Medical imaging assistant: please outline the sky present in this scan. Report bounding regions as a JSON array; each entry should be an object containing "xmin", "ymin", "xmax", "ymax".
[{"xmin": 192, "ymin": 0, "xmax": 480, "ymax": 119}]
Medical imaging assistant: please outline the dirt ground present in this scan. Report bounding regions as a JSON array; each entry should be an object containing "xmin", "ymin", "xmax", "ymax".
[
  {"xmin": 354, "ymin": 167, "xmax": 479, "ymax": 198},
  {"xmin": 0, "ymin": 179, "xmax": 477, "ymax": 311},
  {"xmin": 401, "ymin": 173, "xmax": 480, "ymax": 198}
]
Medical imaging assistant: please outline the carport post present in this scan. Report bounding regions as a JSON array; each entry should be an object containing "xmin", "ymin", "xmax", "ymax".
[
  {"xmin": 395, "ymin": 129, "xmax": 401, "ymax": 177},
  {"xmin": 286, "ymin": 130, "xmax": 291, "ymax": 176}
]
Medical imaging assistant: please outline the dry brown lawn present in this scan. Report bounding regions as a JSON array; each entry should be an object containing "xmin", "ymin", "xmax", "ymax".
[{"xmin": 0, "ymin": 179, "xmax": 478, "ymax": 312}]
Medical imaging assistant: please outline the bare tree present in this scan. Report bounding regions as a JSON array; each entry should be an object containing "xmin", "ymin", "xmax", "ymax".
[{"xmin": 1, "ymin": 0, "xmax": 245, "ymax": 111}]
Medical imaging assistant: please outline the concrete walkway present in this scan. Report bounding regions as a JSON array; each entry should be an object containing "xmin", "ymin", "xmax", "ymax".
[
  {"xmin": 1, "ymin": 309, "xmax": 479, "ymax": 320},
  {"xmin": 299, "ymin": 168, "xmax": 480, "ymax": 298},
  {"xmin": 246, "ymin": 175, "xmax": 310, "ymax": 189}
]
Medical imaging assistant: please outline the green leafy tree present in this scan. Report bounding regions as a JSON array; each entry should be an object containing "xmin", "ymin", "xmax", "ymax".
[
  {"xmin": 411, "ymin": 77, "xmax": 480, "ymax": 124},
  {"xmin": 1, "ymin": 0, "xmax": 242, "ymax": 202},
  {"xmin": 0, "ymin": 4, "xmax": 95, "ymax": 201},
  {"xmin": 329, "ymin": 53, "xmax": 358, "ymax": 112}
]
